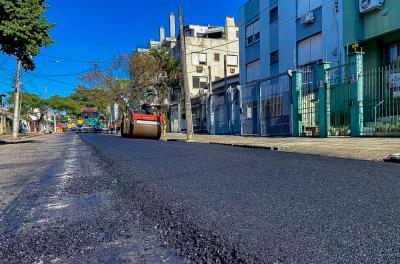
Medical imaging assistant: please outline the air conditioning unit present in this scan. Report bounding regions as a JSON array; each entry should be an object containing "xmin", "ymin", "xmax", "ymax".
[
  {"xmin": 359, "ymin": 0, "xmax": 384, "ymax": 13},
  {"xmin": 301, "ymin": 11, "xmax": 315, "ymax": 24}
]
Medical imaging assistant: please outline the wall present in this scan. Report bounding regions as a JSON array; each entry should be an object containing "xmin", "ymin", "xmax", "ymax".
[
  {"xmin": 344, "ymin": 0, "xmax": 400, "ymax": 69},
  {"xmin": 185, "ymin": 34, "xmax": 239, "ymax": 96}
]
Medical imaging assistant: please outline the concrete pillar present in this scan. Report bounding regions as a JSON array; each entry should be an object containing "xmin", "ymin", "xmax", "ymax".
[
  {"xmin": 318, "ymin": 62, "xmax": 331, "ymax": 138},
  {"xmin": 291, "ymin": 71, "xmax": 302, "ymax": 136},
  {"xmin": 349, "ymin": 52, "xmax": 364, "ymax": 137}
]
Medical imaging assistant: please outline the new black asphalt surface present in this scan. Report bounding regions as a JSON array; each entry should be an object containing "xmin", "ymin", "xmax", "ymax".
[
  {"xmin": 0, "ymin": 135, "xmax": 187, "ymax": 263},
  {"xmin": 80, "ymin": 133, "xmax": 400, "ymax": 263}
]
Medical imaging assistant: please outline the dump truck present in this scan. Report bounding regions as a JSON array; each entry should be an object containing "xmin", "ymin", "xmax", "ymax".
[{"xmin": 121, "ymin": 104, "xmax": 164, "ymax": 140}]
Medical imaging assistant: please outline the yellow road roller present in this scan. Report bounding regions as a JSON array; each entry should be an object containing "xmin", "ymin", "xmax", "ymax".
[{"xmin": 121, "ymin": 104, "xmax": 164, "ymax": 140}]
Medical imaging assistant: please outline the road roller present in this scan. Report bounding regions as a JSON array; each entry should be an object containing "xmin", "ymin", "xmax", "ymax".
[{"xmin": 121, "ymin": 104, "xmax": 164, "ymax": 140}]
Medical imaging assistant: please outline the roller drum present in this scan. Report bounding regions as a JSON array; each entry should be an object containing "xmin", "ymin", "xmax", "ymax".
[{"xmin": 131, "ymin": 119, "xmax": 161, "ymax": 140}]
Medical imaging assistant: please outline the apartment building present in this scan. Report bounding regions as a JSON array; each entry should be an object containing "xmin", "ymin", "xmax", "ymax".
[
  {"xmin": 167, "ymin": 15, "xmax": 240, "ymax": 132},
  {"xmin": 239, "ymin": 0, "xmax": 343, "ymax": 135}
]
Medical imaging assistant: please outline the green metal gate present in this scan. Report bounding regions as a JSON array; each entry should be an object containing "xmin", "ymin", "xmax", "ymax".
[
  {"xmin": 299, "ymin": 65, "xmax": 320, "ymax": 137},
  {"xmin": 326, "ymin": 64, "xmax": 352, "ymax": 136}
]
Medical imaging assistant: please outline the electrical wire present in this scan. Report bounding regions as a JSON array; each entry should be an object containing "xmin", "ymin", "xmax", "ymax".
[{"xmin": 183, "ymin": 0, "xmax": 336, "ymax": 56}]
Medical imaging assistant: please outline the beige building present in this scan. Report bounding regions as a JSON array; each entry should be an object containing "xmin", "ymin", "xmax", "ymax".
[
  {"xmin": 134, "ymin": 12, "xmax": 240, "ymax": 132},
  {"xmin": 167, "ymin": 15, "xmax": 240, "ymax": 132}
]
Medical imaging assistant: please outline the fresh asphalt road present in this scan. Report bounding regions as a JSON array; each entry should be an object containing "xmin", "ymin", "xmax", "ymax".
[
  {"xmin": 0, "ymin": 135, "xmax": 187, "ymax": 264},
  {"xmin": 80, "ymin": 134, "xmax": 400, "ymax": 263},
  {"xmin": 1, "ymin": 134, "xmax": 400, "ymax": 263}
]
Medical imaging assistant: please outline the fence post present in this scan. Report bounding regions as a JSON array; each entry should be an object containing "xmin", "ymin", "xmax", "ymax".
[
  {"xmin": 291, "ymin": 70, "xmax": 302, "ymax": 136},
  {"xmin": 349, "ymin": 52, "xmax": 364, "ymax": 137},
  {"xmin": 318, "ymin": 62, "xmax": 331, "ymax": 138}
]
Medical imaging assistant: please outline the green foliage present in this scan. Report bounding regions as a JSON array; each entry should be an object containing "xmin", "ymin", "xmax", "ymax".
[
  {"xmin": 68, "ymin": 86, "xmax": 109, "ymax": 116},
  {"xmin": 0, "ymin": 0, "xmax": 54, "ymax": 70},
  {"xmin": 44, "ymin": 95, "xmax": 81, "ymax": 116},
  {"xmin": 129, "ymin": 47, "xmax": 180, "ymax": 108},
  {"xmin": 7, "ymin": 91, "xmax": 44, "ymax": 114},
  {"xmin": 375, "ymin": 123, "xmax": 400, "ymax": 133}
]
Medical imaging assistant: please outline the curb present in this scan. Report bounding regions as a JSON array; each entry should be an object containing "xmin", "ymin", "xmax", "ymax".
[
  {"xmin": 166, "ymin": 138, "xmax": 280, "ymax": 151},
  {"xmin": 209, "ymin": 142, "xmax": 280, "ymax": 151},
  {"xmin": 383, "ymin": 154, "xmax": 400, "ymax": 164}
]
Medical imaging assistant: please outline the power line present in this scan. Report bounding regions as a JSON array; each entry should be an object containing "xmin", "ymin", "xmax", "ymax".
[
  {"xmin": 40, "ymin": 54, "xmax": 104, "ymax": 64},
  {"xmin": 184, "ymin": 0, "xmax": 336, "ymax": 56}
]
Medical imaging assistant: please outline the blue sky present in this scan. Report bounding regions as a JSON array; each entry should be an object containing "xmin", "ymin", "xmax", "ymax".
[{"xmin": 0, "ymin": 0, "xmax": 244, "ymax": 98}]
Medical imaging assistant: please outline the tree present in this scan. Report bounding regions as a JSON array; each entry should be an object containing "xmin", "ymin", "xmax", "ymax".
[
  {"xmin": 0, "ymin": 0, "xmax": 54, "ymax": 70},
  {"xmin": 129, "ymin": 48, "xmax": 181, "ymax": 138},
  {"xmin": 7, "ymin": 91, "xmax": 44, "ymax": 118},
  {"xmin": 45, "ymin": 95, "xmax": 81, "ymax": 117}
]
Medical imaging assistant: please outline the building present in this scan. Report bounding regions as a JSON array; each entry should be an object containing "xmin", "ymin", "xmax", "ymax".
[
  {"xmin": 342, "ymin": 0, "xmax": 400, "ymax": 136},
  {"xmin": 344, "ymin": 0, "xmax": 400, "ymax": 69},
  {"xmin": 167, "ymin": 15, "xmax": 240, "ymax": 132},
  {"xmin": 239, "ymin": 0, "xmax": 344, "ymax": 135}
]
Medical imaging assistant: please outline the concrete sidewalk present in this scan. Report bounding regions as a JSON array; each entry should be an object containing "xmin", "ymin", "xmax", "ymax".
[
  {"xmin": 167, "ymin": 133, "xmax": 400, "ymax": 161},
  {"xmin": 0, "ymin": 133, "xmax": 46, "ymax": 143}
]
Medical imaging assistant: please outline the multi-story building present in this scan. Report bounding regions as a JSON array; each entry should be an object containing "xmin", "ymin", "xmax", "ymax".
[
  {"xmin": 167, "ymin": 15, "xmax": 240, "ymax": 132},
  {"xmin": 132, "ymin": 12, "xmax": 240, "ymax": 133},
  {"xmin": 239, "ymin": 0, "xmax": 344, "ymax": 135}
]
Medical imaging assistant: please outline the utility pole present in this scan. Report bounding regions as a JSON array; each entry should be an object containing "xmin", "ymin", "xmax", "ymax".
[
  {"xmin": 224, "ymin": 55, "xmax": 231, "ymax": 134},
  {"xmin": 178, "ymin": 6, "xmax": 194, "ymax": 141},
  {"xmin": 207, "ymin": 66, "xmax": 212, "ymax": 134},
  {"xmin": 12, "ymin": 59, "xmax": 22, "ymax": 139}
]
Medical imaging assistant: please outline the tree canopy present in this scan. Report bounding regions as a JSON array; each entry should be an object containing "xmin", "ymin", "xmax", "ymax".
[
  {"xmin": 0, "ymin": 0, "xmax": 54, "ymax": 70},
  {"xmin": 44, "ymin": 95, "xmax": 81, "ymax": 116}
]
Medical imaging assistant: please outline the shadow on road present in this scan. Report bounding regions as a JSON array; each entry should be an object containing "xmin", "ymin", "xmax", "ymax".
[{"xmin": 0, "ymin": 140, "xmax": 39, "ymax": 145}]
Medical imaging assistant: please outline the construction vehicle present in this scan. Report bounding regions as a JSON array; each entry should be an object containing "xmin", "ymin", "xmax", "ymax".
[{"xmin": 121, "ymin": 103, "xmax": 164, "ymax": 140}]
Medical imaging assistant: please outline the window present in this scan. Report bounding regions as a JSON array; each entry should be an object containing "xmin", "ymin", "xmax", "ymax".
[
  {"xmin": 192, "ymin": 53, "xmax": 207, "ymax": 65},
  {"xmin": 227, "ymin": 55, "xmax": 238, "ymax": 66},
  {"xmin": 246, "ymin": 60, "xmax": 260, "ymax": 83},
  {"xmin": 193, "ymin": 76, "xmax": 208, "ymax": 89},
  {"xmin": 384, "ymin": 43, "xmax": 400, "ymax": 66},
  {"xmin": 297, "ymin": 33, "xmax": 322, "ymax": 66},
  {"xmin": 270, "ymin": 50, "xmax": 279, "ymax": 65},
  {"xmin": 214, "ymin": 53, "xmax": 220, "ymax": 62},
  {"xmin": 246, "ymin": 20, "xmax": 260, "ymax": 46},
  {"xmin": 297, "ymin": 0, "xmax": 321, "ymax": 15},
  {"xmin": 270, "ymin": 6, "xmax": 278, "ymax": 23}
]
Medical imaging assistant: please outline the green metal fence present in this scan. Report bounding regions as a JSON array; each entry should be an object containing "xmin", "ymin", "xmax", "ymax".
[
  {"xmin": 291, "ymin": 55, "xmax": 400, "ymax": 138},
  {"xmin": 362, "ymin": 65, "xmax": 400, "ymax": 136}
]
